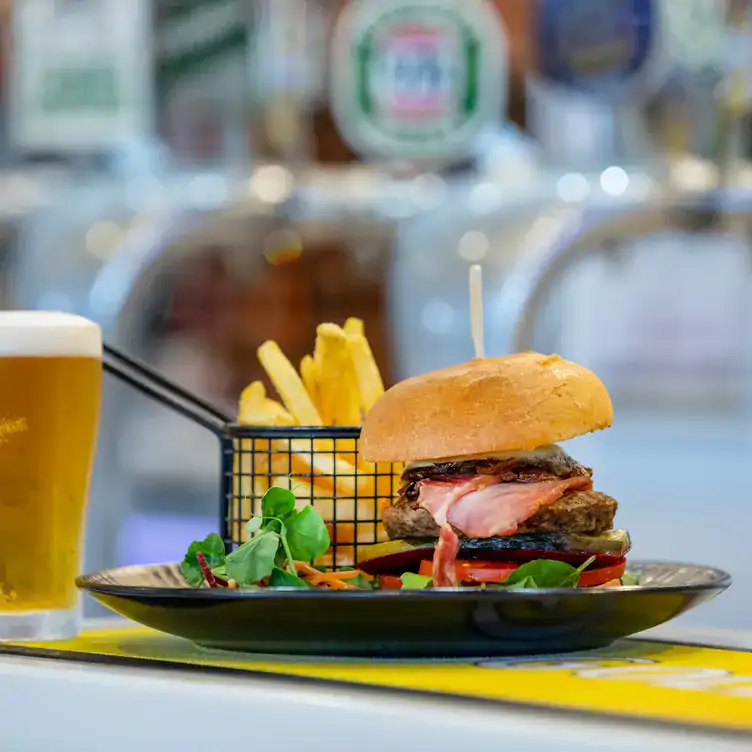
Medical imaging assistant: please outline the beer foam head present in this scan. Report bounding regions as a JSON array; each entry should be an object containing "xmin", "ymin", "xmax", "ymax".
[{"xmin": 0, "ymin": 311, "xmax": 102, "ymax": 357}]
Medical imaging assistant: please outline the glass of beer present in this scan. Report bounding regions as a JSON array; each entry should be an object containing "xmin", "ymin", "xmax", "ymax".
[{"xmin": 0, "ymin": 311, "xmax": 101, "ymax": 641}]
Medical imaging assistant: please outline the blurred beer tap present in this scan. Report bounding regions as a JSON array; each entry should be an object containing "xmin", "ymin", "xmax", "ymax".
[
  {"xmin": 526, "ymin": 0, "xmax": 662, "ymax": 172},
  {"xmin": 712, "ymin": 0, "xmax": 752, "ymax": 238},
  {"xmin": 716, "ymin": 1, "xmax": 751, "ymax": 177},
  {"xmin": 495, "ymin": 0, "xmax": 752, "ymax": 356},
  {"xmin": 654, "ymin": 1, "xmax": 752, "ymax": 230},
  {"xmin": 494, "ymin": 190, "xmax": 752, "ymax": 356},
  {"xmin": 248, "ymin": 0, "xmax": 324, "ymax": 166}
]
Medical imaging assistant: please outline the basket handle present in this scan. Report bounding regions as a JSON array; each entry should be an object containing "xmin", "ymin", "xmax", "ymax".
[{"xmin": 103, "ymin": 343, "xmax": 232, "ymax": 436}]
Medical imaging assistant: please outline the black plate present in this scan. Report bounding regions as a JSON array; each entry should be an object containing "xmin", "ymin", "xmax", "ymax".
[{"xmin": 77, "ymin": 561, "xmax": 730, "ymax": 658}]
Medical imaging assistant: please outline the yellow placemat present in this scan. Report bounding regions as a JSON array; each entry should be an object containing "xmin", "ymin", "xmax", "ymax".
[{"xmin": 4, "ymin": 627, "xmax": 752, "ymax": 734}]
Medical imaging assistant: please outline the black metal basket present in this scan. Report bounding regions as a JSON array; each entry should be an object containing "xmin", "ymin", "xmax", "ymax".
[
  {"xmin": 104, "ymin": 345, "xmax": 396, "ymax": 568},
  {"xmin": 225, "ymin": 425, "xmax": 396, "ymax": 567}
]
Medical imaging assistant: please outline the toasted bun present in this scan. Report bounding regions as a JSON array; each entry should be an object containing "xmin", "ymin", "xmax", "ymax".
[{"xmin": 359, "ymin": 353, "xmax": 613, "ymax": 462}]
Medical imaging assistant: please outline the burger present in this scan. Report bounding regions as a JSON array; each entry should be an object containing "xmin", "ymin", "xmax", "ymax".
[{"xmin": 356, "ymin": 352, "xmax": 630, "ymax": 588}]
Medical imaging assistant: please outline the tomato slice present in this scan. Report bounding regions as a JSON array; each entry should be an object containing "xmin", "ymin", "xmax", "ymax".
[
  {"xmin": 416, "ymin": 557, "xmax": 627, "ymax": 587},
  {"xmin": 377, "ymin": 574, "xmax": 404, "ymax": 590},
  {"xmin": 418, "ymin": 559, "xmax": 520, "ymax": 583},
  {"xmin": 577, "ymin": 558, "xmax": 626, "ymax": 587}
]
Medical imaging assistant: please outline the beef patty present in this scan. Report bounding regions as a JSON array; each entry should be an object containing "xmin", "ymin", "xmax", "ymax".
[
  {"xmin": 383, "ymin": 490, "xmax": 617, "ymax": 539},
  {"xmin": 385, "ymin": 447, "xmax": 616, "ymax": 539}
]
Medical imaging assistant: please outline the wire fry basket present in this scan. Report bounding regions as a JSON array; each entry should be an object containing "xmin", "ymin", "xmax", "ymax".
[
  {"xmin": 226, "ymin": 425, "xmax": 400, "ymax": 568},
  {"xmin": 103, "ymin": 344, "xmax": 399, "ymax": 568}
]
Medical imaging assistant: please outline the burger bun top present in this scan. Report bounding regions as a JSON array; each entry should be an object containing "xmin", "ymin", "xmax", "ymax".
[{"xmin": 359, "ymin": 352, "xmax": 613, "ymax": 462}]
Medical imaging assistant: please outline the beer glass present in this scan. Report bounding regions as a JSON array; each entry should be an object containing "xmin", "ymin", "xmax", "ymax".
[{"xmin": 0, "ymin": 312, "xmax": 101, "ymax": 640}]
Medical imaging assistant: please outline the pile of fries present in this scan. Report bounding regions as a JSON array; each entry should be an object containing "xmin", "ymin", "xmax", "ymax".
[{"xmin": 234, "ymin": 318, "xmax": 401, "ymax": 566}]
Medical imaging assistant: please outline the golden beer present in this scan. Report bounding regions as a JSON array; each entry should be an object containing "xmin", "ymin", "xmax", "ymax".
[{"xmin": 0, "ymin": 312, "xmax": 101, "ymax": 639}]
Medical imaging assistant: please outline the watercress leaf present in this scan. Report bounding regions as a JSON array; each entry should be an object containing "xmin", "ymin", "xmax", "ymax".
[
  {"xmin": 400, "ymin": 573, "xmax": 432, "ymax": 590},
  {"xmin": 286, "ymin": 506, "xmax": 330, "ymax": 561},
  {"xmin": 225, "ymin": 532, "xmax": 280, "ymax": 585},
  {"xmin": 561, "ymin": 555, "xmax": 597, "ymax": 587},
  {"xmin": 347, "ymin": 573, "xmax": 374, "ymax": 590},
  {"xmin": 261, "ymin": 517, "xmax": 286, "ymax": 535},
  {"xmin": 182, "ymin": 533, "xmax": 225, "ymax": 563},
  {"xmin": 180, "ymin": 533, "xmax": 226, "ymax": 587},
  {"xmin": 261, "ymin": 486, "xmax": 296, "ymax": 520},
  {"xmin": 268, "ymin": 567, "xmax": 311, "ymax": 588},
  {"xmin": 244, "ymin": 517, "xmax": 263, "ymax": 535},
  {"xmin": 504, "ymin": 560, "xmax": 579, "ymax": 589},
  {"xmin": 179, "ymin": 560, "xmax": 204, "ymax": 588},
  {"xmin": 621, "ymin": 570, "xmax": 639, "ymax": 586},
  {"xmin": 505, "ymin": 575, "xmax": 538, "ymax": 590}
]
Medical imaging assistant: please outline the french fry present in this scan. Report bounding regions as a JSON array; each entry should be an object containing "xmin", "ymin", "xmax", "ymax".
[
  {"xmin": 346, "ymin": 333, "xmax": 385, "ymax": 415},
  {"xmin": 314, "ymin": 324, "xmax": 361, "ymax": 426},
  {"xmin": 262, "ymin": 442, "xmax": 356, "ymax": 498},
  {"xmin": 344, "ymin": 317, "xmax": 364, "ymax": 336},
  {"xmin": 238, "ymin": 380, "xmax": 266, "ymax": 415},
  {"xmin": 239, "ymin": 398, "xmax": 296, "ymax": 426},
  {"xmin": 236, "ymin": 320, "xmax": 395, "ymax": 567},
  {"xmin": 262, "ymin": 399, "xmax": 296, "ymax": 425},
  {"xmin": 234, "ymin": 436, "xmax": 272, "ymax": 527},
  {"xmin": 287, "ymin": 439, "xmax": 364, "ymax": 496},
  {"xmin": 235, "ymin": 391, "xmax": 297, "ymax": 525},
  {"xmin": 300, "ymin": 354, "xmax": 321, "ymax": 413},
  {"xmin": 258, "ymin": 340, "xmax": 322, "ymax": 425}
]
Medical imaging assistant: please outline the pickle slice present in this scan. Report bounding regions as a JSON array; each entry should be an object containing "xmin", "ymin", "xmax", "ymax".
[{"xmin": 357, "ymin": 530, "xmax": 631, "ymax": 575}]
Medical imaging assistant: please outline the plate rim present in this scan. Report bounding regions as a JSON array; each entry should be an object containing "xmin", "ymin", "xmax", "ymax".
[{"xmin": 76, "ymin": 559, "xmax": 732, "ymax": 600}]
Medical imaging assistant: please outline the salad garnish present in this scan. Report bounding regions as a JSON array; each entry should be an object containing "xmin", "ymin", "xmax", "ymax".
[
  {"xmin": 501, "ymin": 557, "xmax": 596, "ymax": 589},
  {"xmin": 181, "ymin": 487, "xmax": 636, "ymax": 591},
  {"xmin": 181, "ymin": 486, "xmax": 331, "ymax": 589}
]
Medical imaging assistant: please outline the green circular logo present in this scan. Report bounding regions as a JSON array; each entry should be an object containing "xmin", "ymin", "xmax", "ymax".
[{"xmin": 331, "ymin": 0, "xmax": 507, "ymax": 159}]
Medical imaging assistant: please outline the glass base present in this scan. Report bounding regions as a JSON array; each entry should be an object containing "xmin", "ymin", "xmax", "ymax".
[{"xmin": 0, "ymin": 607, "xmax": 79, "ymax": 642}]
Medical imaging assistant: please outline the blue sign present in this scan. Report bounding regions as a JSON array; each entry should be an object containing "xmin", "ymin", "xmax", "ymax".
[{"xmin": 536, "ymin": 0, "xmax": 656, "ymax": 96}]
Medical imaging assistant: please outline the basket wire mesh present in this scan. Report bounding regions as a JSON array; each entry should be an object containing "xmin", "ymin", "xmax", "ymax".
[{"xmin": 223, "ymin": 426, "xmax": 400, "ymax": 568}]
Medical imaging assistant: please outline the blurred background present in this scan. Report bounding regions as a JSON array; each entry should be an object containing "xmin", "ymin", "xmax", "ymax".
[{"xmin": 2, "ymin": 0, "xmax": 752, "ymax": 628}]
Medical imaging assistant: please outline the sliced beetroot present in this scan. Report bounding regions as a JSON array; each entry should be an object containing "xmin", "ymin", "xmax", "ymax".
[{"xmin": 357, "ymin": 531, "xmax": 630, "ymax": 575}]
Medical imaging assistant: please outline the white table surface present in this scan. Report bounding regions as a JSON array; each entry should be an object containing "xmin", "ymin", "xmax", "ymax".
[{"xmin": 1, "ymin": 621, "xmax": 751, "ymax": 752}]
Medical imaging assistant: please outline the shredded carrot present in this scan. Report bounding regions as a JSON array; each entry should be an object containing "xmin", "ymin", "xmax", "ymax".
[
  {"xmin": 314, "ymin": 578, "xmax": 359, "ymax": 590},
  {"xmin": 290, "ymin": 562, "xmax": 373, "ymax": 589},
  {"xmin": 305, "ymin": 569, "xmax": 368, "ymax": 582},
  {"xmin": 306, "ymin": 569, "xmax": 360, "ymax": 581},
  {"xmin": 294, "ymin": 561, "xmax": 323, "ymax": 577}
]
